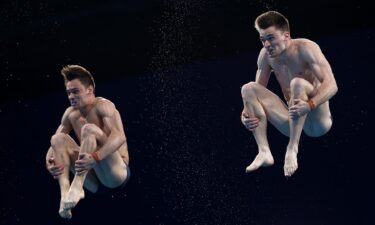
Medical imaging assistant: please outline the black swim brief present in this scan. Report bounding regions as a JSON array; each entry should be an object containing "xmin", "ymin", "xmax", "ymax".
[{"xmin": 96, "ymin": 164, "xmax": 131, "ymax": 195}]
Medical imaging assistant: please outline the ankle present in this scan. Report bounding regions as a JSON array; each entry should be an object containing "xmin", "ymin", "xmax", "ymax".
[
  {"xmin": 286, "ymin": 144, "xmax": 298, "ymax": 154},
  {"xmin": 258, "ymin": 146, "xmax": 271, "ymax": 153}
]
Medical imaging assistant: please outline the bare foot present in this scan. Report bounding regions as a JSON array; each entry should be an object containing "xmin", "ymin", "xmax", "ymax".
[
  {"xmin": 63, "ymin": 187, "xmax": 85, "ymax": 210},
  {"xmin": 59, "ymin": 198, "xmax": 72, "ymax": 219},
  {"xmin": 246, "ymin": 152, "xmax": 274, "ymax": 173},
  {"xmin": 284, "ymin": 149, "xmax": 298, "ymax": 177}
]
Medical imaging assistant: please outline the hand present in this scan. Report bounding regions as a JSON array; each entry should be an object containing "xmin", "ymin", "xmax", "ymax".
[
  {"xmin": 46, "ymin": 157, "xmax": 64, "ymax": 179},
  {"xmin": 289, "ymin": 99, "xmax": 311, "ymax": 120},
  {"xmin": 74, "ymin": 152, "xmax": 97, "ymax": 174},
  {"xmin": 241, "ymin": 111, "xmax": 259, "ymax": 131}
]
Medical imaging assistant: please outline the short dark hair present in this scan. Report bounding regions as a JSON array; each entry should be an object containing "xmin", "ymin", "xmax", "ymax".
[
  {"xmin": 61, "ymin": 65, "xmax": 96, "ymax": 90},
  {"xmin": 255, "ymin": 11, "xmax": 290, "ymax": 33}
]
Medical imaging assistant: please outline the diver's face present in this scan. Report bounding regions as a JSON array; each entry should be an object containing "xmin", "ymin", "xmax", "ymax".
[
  {"xmin": 66, "ymin": 79, "xmax": 92, "ymax": 109},
  {"xmin": 259, "ymin": 26, "xmax": 290, "ymax": 57}
]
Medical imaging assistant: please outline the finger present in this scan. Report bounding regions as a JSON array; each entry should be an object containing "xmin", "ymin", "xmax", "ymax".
[
  {"xmin": 75, "ymin": 162, "xmax": 85, "ymax": 168},
  {"xmin": 246, "ymin": 123, "xmax": 258, "ymax": 130},
  {"xmin": 75, "ymin": 167, "xmax": 86, "ymax": 173},
  {"xmin": 243, "ymin": 120, "xmax": 251, "ymax": 125},
  {"xmin": 248, "ymin": 117, "xmax": 259, "ymax": 122},
  {"xmin": 49, "ymin": 165, "xmax": 60, "ymax": 171},
  {"xmin": 249, "ymin": 119, "xmax": 259, "ymax": 125},
  {"xmin": 244, "ymin": 119, "xmax": 258, "ymax": 126},
  {"xmin": 51, "ymin": 164, "xmax": 64, "ymax": 171},
  {"xmin": 53, "ymin": 171, "xmax": 63, "ymax": 179},
  {"xmin": 289, "ymin": 105, "xmax": 297, "ymax": 110},
  {"xmin": 58, "ymin": 165, "xmax": 65, "ymax": 172},
  {"xmin": 75, "ymin": 160, "xmax": 84, "ymax": 166},
  {"xmin": 243, "ymin": 118, "xmax": 258, "ymax": 124},
  {"xmin": 53, "ymin": 171, "xmax": 63, "ymax": 177}
]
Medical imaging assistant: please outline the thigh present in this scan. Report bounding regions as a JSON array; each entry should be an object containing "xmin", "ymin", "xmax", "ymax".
[
  {"xmin": 243, "ymin": 82, "xmax": 290, "ymax": 136},
  {"xmin": 94, "ymin": 152, "xmax": 128, "ymax": 188},
  {"xmin": 304, "ymin": 101, "xmax": 333, "ymax": 137},
  {"xmin": 57, "ymin": 134, "xmax": 80, "ymax": 163},
  {"xmin": 82, "ymin": 124, "xmax": 128, "ymax": 187}
]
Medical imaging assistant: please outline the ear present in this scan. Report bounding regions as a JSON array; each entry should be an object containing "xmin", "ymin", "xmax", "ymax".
[
  {"xmin": 86, "ymin": 85, "xmax": 94, "ymax": 94},
  {"xmin": 283, "ymin": 32, "xmax": 291, "ymax": 40}
]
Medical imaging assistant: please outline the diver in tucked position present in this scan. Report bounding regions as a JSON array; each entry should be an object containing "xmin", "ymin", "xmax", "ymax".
[
  {"xmin": 241, "ymin": 11, "xmax": 338, "ymax": 176},
  {"xmin": 45, "ymin": 65, "xmax": 130, "ymax": 219}
]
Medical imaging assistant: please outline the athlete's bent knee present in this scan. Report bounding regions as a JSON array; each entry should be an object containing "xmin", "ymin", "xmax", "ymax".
[
  {"xmin": 81, "ymin": 123, "xmax": 100, "ymax": 138},
  {"xmin": 241, "ymin": 82, "xmax": 259, "ymax": 98},
  {"xmin": 50, "ymin": 133, "xmax": 68, "ymax": 147},
  {"xmin": 290, "ymin": 77, "xmax": 307, "ymax": 88}
]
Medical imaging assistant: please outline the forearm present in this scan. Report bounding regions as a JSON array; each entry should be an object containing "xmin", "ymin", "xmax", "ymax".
[
  {"xmin": 310, "ymin": 79, "xmax": 338, "ymax": 107},
  {"xmin": 95, "ymin": 133, "xmax": 126, "ymax": 161}
]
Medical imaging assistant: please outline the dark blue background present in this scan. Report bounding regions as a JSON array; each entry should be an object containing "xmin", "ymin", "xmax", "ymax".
[{"xmin": 1, "ymin": 1, "xmax": 374, "ymax": 224}]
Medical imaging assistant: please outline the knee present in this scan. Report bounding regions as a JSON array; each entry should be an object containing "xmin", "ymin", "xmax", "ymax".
[
  {"xmin": 290, "ymin": 77, "xmax": 306, "ymax": 89},
  {"xmin": 81, "ymin": 123, "xmax": 100, "ymax": 139},
  {"xmin": 241, "ymin": 82, "xmax": 258, "ymax": 98},
  {"xmin": 290, "ymin": 77, "xmax": 310, "ymax": 97},
  {"xmin": 50, "ymin": 133, "xmax": 68, "ymax": 148}
]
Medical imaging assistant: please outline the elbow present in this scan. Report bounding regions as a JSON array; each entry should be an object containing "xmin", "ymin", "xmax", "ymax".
[
  {"xmin": 329, "ymin": 77, "xmax": 338, "ymax": 97},
  {"xmin": 332, "ymin": 82, "xmax": 338, "ymax": 96},
  {"xmin": 109, "ymin": 131, "xmax": 126, "ymax": 147},
  {"xmin": 333, "ymin": 86, "xmax": 338, "ymax": 96},
  {"xmin": 119, "ymin": 134, "xmax": 126, "ymax": 146}
]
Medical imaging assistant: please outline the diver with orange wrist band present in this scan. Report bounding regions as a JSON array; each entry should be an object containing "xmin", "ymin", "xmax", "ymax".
[{"xmin": 241, "ymin": 11, "xmax": 338, "ymax": 177}]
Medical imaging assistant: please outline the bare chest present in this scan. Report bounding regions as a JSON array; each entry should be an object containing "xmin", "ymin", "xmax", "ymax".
[
  {"xmin": 271, "ymin": 58, "xmax": 303, "ymax": 80},
  {"xmin": 270, "ymin": 56, "xmax": 315, "ymax": 88},
  {"xmin": 69, "ymin": 110, "xmax": 104, "ymax": 140}
]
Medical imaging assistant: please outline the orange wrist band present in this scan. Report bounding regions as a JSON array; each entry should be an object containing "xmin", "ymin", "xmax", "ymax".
[
  {"xmin": 307, "ymin": 99, "xmax": 316, "ymax": 109},
  {"xmin": 91, "ymin": 152, "xmax": 100, "ymax": 163}
]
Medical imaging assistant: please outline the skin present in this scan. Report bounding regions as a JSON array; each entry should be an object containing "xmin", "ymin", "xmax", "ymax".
[
  {"xmin": 241, "ymin": 25, "xmax": 338, "ymax": 177},
  {"xmin": 45, "ymin": 78, "xmax": 129, "ymax": 219}
]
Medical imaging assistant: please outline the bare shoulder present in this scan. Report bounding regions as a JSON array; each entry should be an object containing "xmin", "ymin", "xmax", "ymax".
[
  {"xmin": 292, "ymin": 38, "xmax": 324, "ymax": 62},
  {"xmin": 293, "ymin": 38, "xmax": 321, "ymax": 52},
  {"xmin": 62, "ymin": 106, "xmax": 75, "ymax": 119},
  {"xmin": 257, "ymin": 48, "xmax": 270, "ymax": 65},
  {"xmin": 293, "ymin": 38, "xmax": 318, "ymax": 47},
  {"xmin": 258, "ymin": 47, "xmax": 268, "ymax": 59},
  {"xmin": 95, "ymin": 97, "xmax": 117, "ymax": 116},
  {"xmin": 61, "ymin": 106, "xmax": 76, "ymax": 125}
]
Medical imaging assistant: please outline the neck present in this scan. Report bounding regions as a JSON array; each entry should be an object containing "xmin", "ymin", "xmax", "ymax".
[
  {"xmin": 276, "ymin": 39, "xmax": 292, "ymax": 61},
  {"xmin": 79, "ymin": 96, "xmax": 96, "ymax": 116},
  {"xmin": 285, "ymin": 38, "xmax": 292, "ymax": 47}
]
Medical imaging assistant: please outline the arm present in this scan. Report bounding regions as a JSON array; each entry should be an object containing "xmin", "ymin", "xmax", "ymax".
[
  {"xmin": 94, "ymin": 100, "xmax": 126, "ymax": 161},
  {"xmin": 301, "ymin": 41, "xmax": 338, "ymax": 107},
  {"xmin": 255, "ymin": 48, "xmax": 272, "ymax": 87}
]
